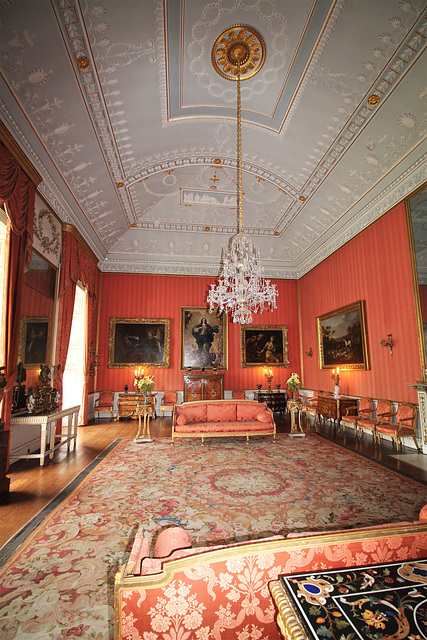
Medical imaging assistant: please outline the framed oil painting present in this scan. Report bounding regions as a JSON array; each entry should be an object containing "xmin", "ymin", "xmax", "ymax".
[
  {"xmin": 181, "ymin": 307, "xmax": 227, "ymax": 370},
  {"xmin": 317, "ymin": 301, "xmax": 369, "ymax": 370},
  {"xmin": 17, "ymin": 317, "xmax": 50, "ymax": 368},
  {"xmin": 108, "ymin": 318, "xmax": 171, "ymax": 368},
  {"xmin": 241, "ymin": 325, "xmax": 289, "ymax": 367}
]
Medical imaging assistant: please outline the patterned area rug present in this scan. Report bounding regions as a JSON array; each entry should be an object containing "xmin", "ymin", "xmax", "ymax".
[{"xmin": 1, "ymin": 434, "xmax": 427, "ymax": 639}]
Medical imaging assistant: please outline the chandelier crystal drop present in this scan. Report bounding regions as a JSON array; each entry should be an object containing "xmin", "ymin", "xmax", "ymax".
[{"xmin": 207, "ymin": 26, "xmax": 277, "ymax": 324}]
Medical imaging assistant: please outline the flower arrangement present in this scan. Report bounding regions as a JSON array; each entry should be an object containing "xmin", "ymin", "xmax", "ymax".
[
  {"xmin": 134, "ymin": 374, "xmax": 154, "ymax": 395},
  {"xmin": 286, "ymin": 372, "xmax": 301, "ymax": 391}
]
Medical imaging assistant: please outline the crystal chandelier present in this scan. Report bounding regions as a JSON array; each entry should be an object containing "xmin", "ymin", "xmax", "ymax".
[{"xmin": 207, "ymin": 26, "xmax": 277, "ymax": 324}]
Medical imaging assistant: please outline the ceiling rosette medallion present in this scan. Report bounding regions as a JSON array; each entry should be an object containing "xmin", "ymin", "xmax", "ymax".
[{"xmin": 211, "ymin": 26, "xmax": 266, "ymax": 81}]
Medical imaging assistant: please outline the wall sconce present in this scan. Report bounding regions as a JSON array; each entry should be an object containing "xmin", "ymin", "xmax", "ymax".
[
  {"xmin": 305, "ymin": 347, "xmax": 313, "ymax": 359},
  {"xmin": 380, "ymin": 334, "xmax": 394, "ymax": 356}
]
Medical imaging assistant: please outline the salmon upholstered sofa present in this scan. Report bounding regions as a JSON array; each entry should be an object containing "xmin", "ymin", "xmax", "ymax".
[
  {"xmin": 171, "ymin": 399, "xmax": 276, "ymax": 443},
  {"xmin": 114, "ymin": 510, "xmax": 427, "ymax": 640}
]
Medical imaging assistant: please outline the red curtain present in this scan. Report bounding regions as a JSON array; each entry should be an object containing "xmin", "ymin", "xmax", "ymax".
[
  {"xmin": 0, "ymin": 142, "xmax": 35, "ymax": 431},
  {"xmin": 54, "ymin": 230, "xmax": 98, "ymax": 424}
]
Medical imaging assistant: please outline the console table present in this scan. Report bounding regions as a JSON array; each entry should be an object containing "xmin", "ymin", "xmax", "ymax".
[
  {"xmin": 255, "ymin": 390, "xmax": 287, "ymax": 414},
  {"xmin": 117, "ymin": 392, "xmax": 156, "ymax": 419},
  {"xmin": 10, "ymin": 405, "xmax": 80, "ymax": 467},
  {"xmin": 316, "ymin": 395, "xmax": 355, "ymax": 428}
]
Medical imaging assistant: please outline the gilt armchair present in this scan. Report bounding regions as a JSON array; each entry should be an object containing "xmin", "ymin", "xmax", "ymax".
[
  {"xmin": 94, "ymin": 391, "xmax": 115, "ymax": 421},
  {"xmin": 302, "ymin": 390, "xmax": 320, "ymax": 427},
  {"xmin": 357, "ymin": 399, "xmax": 392, "ymax": 444},
  {"xmin": 376, "ymin": 402, "xmax": 419, "ymax": 451},
  {"xmin": 160, "ymin": 391, "xmax": 178, "ymax": 417},
  {"xmin": 340, "ymin": 397, "xmax": 373, "ymax": 437}
]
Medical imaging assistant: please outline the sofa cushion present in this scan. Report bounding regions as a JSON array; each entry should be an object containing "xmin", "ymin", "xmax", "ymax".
[
  {"xmin": 257, "ymin": 411, "xmax": 270, "ymax": 423},
  {"xmin": 177, "ymin": 403, "xmax": 207, "ymax": 423},
  {"xmin": 176, "ymin": 414, "xmax": 187, "ymax": 426},
  {"xmin": 207, "ymin": 402, "xmax": 236, "ymax": 422},
  {"xmin": 237, "ymin": 402, "xmax": 261, "ymax": 421}
]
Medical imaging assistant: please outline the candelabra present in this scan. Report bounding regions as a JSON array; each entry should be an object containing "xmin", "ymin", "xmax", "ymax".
[
  {"xmin": 134, "ymin": 367, "xmax": 144, "ymax": 388},
  {"xmin": 264, "ymin": 368, "xmax": 273, "ymax": 391}
]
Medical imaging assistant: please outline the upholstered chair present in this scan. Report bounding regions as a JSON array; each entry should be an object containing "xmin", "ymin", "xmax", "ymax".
[
  {"xmin": 340, "ymin": 397, "xmax": 373, "ymax": 437},
  {"xmin": 357, "ymin": 399, "xmax": 392, "ymax": 443},
  {"xmin": 94, "ymin": 391, "xmax": 115, "ymax": 421},
  {"xmin": 160, "ymin": 391, "xmax": 178, "ymax": 417},
  {"xmin": 376, "ymin": 402, "xmax": 419, "ymax": 450},
  {"xmin": 232, "ymin": 389, "xmax": 246, "ymax": 400}
]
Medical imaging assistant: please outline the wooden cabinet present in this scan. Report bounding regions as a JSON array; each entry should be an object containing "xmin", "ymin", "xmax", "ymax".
[
  {"xmin": 317, "ymin": 395, "xmax": 356, "ymax": 425},
  {"xmin": 117, "ymin": 393, "xmax": 156, "ymax": 419},
  {"xmin": 255, "ymin": 391, "xmax": 287, "ymax": 414},
  {"xmin": 183, "ymin": 373, "xmax": 224, "ymax": 402}
]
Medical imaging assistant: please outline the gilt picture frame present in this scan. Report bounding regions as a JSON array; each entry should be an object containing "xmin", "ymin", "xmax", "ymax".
[
  {"xmin": 17, "ymin": 316, "xmax": 50, "ymax": 368},
  {"xmin": 181, "ymin": 307, "xmax": 227, "ymax": 370},
  {"xmin": 317, "ymin": 300, "xmax": 369, "ymax": 370},
  {"xmin": 241, "ymin": 325, "xmax": 289, "ymax": 368},
  {"xmin": 108, "ymin": 318, "xmax": 171, "ymax": 368}
]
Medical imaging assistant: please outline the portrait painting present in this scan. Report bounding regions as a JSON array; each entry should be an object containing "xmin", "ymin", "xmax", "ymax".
[
  {"xmin": 108, "ymin": 318, "xmax": 171, "ymax": 368},
  {"xmin": 241, "ymin": 325, "xmax": 289, "ymax": 368},
  {"xmin": 317, "ymin": 300, "xmax": 369, "ymax": 370},
  {"xmin": 17, "ymin": 317, "xmax": 50, "ymax": 368},
  {"xmin": 181, "ymin": 307, "xmax": 227, "ymax": 370}
]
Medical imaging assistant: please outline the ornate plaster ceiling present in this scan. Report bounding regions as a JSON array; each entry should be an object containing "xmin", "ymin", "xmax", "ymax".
[{"xmin": 0, "ymin": 0, "xmax": 426, "ymax": 278}]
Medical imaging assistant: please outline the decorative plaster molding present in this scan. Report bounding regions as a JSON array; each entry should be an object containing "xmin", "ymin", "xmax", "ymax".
[{"xmin": 296, "ymin": 154, "xmax": 427, "ymax": 277}]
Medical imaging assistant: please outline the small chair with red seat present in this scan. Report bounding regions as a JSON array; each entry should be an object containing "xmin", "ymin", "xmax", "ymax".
[
  {"xmin": 160, "ymin": 391, "xmax": 178, "ymax": 418},
  {"xmin": 232, "ymin": 389, "xmax": 247, "ymax": 400},
  {"xmin": 340, "ymin": 397, "xmax": 373, "ymax": 437},
  {"xmin": 94, "ymin": 391, "xmax": 115, "ymax": 421},
  {"xmin": 376, "ymin": 402, "xmax": 419, "ymax": 451},
  {"xmin": 357, "ymin": 399, "xmax": 392, "ymax": 444}
]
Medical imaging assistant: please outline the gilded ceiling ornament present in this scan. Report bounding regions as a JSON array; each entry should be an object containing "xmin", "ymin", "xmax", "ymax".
[
  {"xmin": 211, "ymin": 26, "xmax": 266, "ymax": 81},
  {"xmin": 33, "ymin": 208, "xmax": 60, "ymax": 257},
  {"xmin": 368, "ymin": 94, "xmax": 380, "ymax": 106},
  {"xmin": 77, "ymin": 56, "xmax": 90, "ymax": 70}
]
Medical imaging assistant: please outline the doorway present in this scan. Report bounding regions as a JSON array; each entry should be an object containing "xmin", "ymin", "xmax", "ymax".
[{"xmin": 62, "ymin": 284, "xmax": 86, "ymax": 410}]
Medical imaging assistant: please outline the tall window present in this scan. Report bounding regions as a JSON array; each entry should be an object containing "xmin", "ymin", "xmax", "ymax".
[{"xmin": 62, "ymin": 284, "xmax": 86, "ymax": 410}]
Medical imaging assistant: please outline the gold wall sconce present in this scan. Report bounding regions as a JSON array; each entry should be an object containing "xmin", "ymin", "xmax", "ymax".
[
  {"xmin": 380, "ymin": 334, "xmax": 394, "ymax": 356},
  {"xmin": 89, "ymin": 342, "xmax": 100, "ymax": 378},
  {"xmin": 305, "ymin": 348, "xmax": 313, "ymax": 358}
]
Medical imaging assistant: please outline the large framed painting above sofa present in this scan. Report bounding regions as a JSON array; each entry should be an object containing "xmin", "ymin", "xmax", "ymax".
[
  {"xmin": 241, "ymin": 325, "xmax": 289, "ymax": 367},
  {"xmin": 317, "ymin": 300, "xmax": 369, "ymax": 370},
  {"xmin": 108, "ymin": 317, "xmax": 171, "ymax": 368},
  {"xmin": 181, "ymin": 307, "xmax": 227, "ymax": 370}
]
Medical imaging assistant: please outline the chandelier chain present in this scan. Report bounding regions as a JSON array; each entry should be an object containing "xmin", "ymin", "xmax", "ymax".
[{"xmin": 208, "ymin": 26, "xmax": 277, "ymax": 324}]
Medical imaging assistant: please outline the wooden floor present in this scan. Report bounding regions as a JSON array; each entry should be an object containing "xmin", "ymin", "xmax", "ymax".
[{"xmin": 1, "ymin": 412, "xmax": 426, "ymax": 550}]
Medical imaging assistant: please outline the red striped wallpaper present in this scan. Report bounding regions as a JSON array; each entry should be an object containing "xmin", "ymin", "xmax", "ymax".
[
  {"xmin": 96, "ymin": 274, "xmax": 300, "ymax": 393},
  {"xmin": 299, "ymin": 202, "xmax": 422, "ymax": 403}
]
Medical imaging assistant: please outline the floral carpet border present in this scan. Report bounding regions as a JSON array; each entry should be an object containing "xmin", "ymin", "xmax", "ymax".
[{"xmin": 0, "ymin": 439, "xmax": 122, "ymax": 567}]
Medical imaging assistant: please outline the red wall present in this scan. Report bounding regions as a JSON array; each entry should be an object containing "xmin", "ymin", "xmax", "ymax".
[
  {"xmin": 96, "ymin": 274, "xmax": 300, "ymax": 393},
  {"xmin": 299, "ymin": 202, "xmax": 422, "ymax": 403}
]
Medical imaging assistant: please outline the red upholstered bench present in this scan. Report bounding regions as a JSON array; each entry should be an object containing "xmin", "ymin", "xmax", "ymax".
[{"xmin": 172, "ymin": 399, "xmax": 276, "ymax": 444}]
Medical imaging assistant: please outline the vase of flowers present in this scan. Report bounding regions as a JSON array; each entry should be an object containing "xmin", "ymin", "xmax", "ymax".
[
  {"xmin": 286, "ymin": 372, "xmax": 301, "ymax": 399},
  {"xmin": 134, "ymin": 374, "xmax": 155, "ymax": 401}
]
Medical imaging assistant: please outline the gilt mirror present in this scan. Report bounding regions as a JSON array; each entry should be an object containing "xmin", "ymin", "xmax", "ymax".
[{"xmin": 407, "ymin": 183, "xmax": 427, "ymax": 381}]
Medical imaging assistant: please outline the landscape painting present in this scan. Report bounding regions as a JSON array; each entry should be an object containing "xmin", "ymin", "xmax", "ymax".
[{"xmin": 317, "ymin": 301, "xmax": 369, "ymax": 370}]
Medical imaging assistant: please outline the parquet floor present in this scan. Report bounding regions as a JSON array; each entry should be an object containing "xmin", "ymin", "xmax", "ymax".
[{"xmin": 1, "ymin": 412, "xmax": 426, "ymax": 550}]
